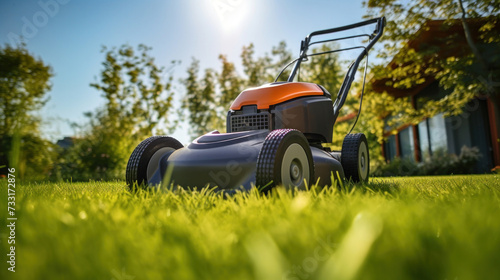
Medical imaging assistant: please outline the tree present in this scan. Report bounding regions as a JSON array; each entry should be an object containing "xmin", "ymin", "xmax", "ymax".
[
  {"xmin": 240, "ymin": 41, "xmax": 294, "ymax": 86},
  {"xmin": 181, "ymin": 58, "xmax": 217, "ymax": 137},
  {"xmin": 90, "ymin": 44, "xmax": 178, "ymax": 137},
  {"xmin": 300, "ymin": 43, "xmax": 344, "ymax": 93},
  {"xmin": 0, "ymin": 45, "xmax": 52, "ymax": 136},
  {"xmin": 363, "ymin": 0, "xmax": 500, "ymax": 125},
  {"xmin": 217, "ymin": 54, "xmax": 244, "ymax": 115},
  {"xmin": 241, "ymin": 43, "xmax": 273, "ymax": 87},
  {"xmin": 61, "ymin": 44, "xmax": 177, "ymax": 180},
  {"xmin": 0, "ymin": 44, "xmax": 54, "ymax": 178},
  {"xmin": 271, "ymin": 41, "xmax": 294, "ymax": 82}
]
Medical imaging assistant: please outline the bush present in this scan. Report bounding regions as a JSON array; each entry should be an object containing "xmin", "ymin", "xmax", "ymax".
[
  {"xmin": 0, "ymin": 134, "xmax": 57, "ymax": 180},
  {"xmin": 371, "ymin": 157, "xmax": 421, "ymax": 177},
  {"xmin": 51, "ymin": 132, "xmax": 134, "ymax": 182},
  {"xmin": 372, "ymin": 146, "xmax": 481, "ymax": 177}
]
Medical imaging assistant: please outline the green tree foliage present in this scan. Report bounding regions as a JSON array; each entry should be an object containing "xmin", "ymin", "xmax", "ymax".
[
  {"xmin": 239, "ymin": 42, "xmax": 294, "ymax": 86},
  {"xmin": 300, "ymin": 43, "xmax": 344, "ymax": 93},
  {"xmin": 58, "ymin": 44, "xmax": 177, "ymax": 180},
  {"xmin": 271, "ymin": 41, "xmax": 295, "ymax": 82},
  {"xmin": 217, "ymin": 54, "xmax": 244, "ymax": 113},
  {"xmin": 90, "ymin": 44, "xmax": 177, "ymax": 136},
  {"xmin": 0, "ymin": 44, "xmax": 55, "ymax": 179},
  {"xmin": 363, "ymin": 0, "xmax": 500, "ymax": 126},
  {"xmin": 180, "ymin": 53, "xmax": 246, "ymax": 138},
  {"xmin": 181, "ymin": 58, "xmax": 217, "ymax": 137},
  {"xmin": 241, "ymin": 43, "xmax": 272, "ymax": 87}
]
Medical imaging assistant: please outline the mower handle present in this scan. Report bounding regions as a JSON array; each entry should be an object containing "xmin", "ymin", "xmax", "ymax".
[
  {"xmin": 287, "ymin": 17, "xmax": 385, "ymax": 82},
  {"xmin": 286, "ymin": 17, "xmax": 385, "ymax": 120}
]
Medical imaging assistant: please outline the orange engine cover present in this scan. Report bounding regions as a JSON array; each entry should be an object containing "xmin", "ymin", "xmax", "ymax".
[{"xmin": 230, "ymin": 82, "xmax": 324, "ymax": 110}]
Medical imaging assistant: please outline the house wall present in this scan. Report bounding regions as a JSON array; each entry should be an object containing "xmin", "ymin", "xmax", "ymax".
[
  {"xmin": 383, "ymin": 98, "xmax": 496, "ymax": 173},
  {"xmin": 445, "ymin": 99, "xmax": 493, "ymax": 172},
  {"xmin": 487, "ymin": 95, "xmax": 500, "ymax": 170}
]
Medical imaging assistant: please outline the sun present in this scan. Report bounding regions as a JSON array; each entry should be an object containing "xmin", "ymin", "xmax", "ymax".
[{"xmin": 209, "ymin": 0, "xmax": 252, "ymax": 32}]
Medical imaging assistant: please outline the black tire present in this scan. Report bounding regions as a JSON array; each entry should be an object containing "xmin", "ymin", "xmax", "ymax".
[
  {"xmin": 126, "ymin": 136, "xmax": 183, "ymax": 189},
  {"xmin": 256, "ymin": 129, "xmax": 314, "ymax": 192},
  {"xmin": 341, "ymin": 133, "xmax": 369, "ymax": 182}
]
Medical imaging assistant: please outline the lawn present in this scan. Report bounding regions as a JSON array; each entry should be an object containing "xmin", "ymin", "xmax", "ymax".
[{"xmin": 1, "ymin": 175, "xmax": 500, "ymax": 280}]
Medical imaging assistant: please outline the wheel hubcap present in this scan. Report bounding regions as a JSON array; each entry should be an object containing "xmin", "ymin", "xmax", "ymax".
[
  {"xmin": 358, "ymin": 141, "xmax": 369, "ymax": 181},
  {"xmin": 281, "ymin": 143, "xmax": 309, "ymax": 189},
  {"xmin": 290, "ymin": 160, "xmax": 302, "ymax": 181}
]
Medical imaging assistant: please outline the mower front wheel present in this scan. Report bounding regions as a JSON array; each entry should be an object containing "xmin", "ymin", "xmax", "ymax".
[
  {"xmin": 341, "ymin": 133, "xmax": 369, "ymax": 182},
  {"xmin": 126, "ymin": 136, "xmax": 183, "ymax": 189},
  {"xmin": 256, "ymin": 129, "xmax": 314, "ymax": 192}
]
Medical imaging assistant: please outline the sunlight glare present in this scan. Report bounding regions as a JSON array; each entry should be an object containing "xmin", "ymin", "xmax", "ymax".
[{"xmin": 208, "ymin": 0, "xmax": 253, "ymax": 33}]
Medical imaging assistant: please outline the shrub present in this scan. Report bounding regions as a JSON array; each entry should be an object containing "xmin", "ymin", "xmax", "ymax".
[
  {"xmin": 371, "ymin": 157, "xmax": 421, "ymax": 177},
  {"xmin": 372, "ymin": 146, "xmax": 481, "ymax": 177}
]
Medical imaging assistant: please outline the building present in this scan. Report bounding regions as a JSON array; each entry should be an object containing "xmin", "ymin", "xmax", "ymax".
[
  {"xmin": 56, "ymin": 136, "xmax": 75, "ymax": 150},
  {"xmin": 371, "ymin": 18, "xmax": 500, "ymax": 172}
]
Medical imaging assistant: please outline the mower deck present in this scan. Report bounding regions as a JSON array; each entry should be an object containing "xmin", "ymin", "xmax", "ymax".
[{"xmin": 147, "ymin": 130, "xmax": 344, "ymax": 190}]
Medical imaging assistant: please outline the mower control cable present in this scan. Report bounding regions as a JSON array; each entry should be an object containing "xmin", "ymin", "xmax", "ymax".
[{"xmin": 347, "ymin": 50, "xmax": 369, "ymax": 135}]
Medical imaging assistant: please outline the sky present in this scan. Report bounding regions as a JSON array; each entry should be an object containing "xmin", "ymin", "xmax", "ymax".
[{"xmin": 0, "ymin": 0, "xmax": 368, "ymax": 144}]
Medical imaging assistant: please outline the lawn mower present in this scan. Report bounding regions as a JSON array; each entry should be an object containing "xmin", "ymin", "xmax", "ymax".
[{"xmin": 126, "ymin": 17, "xmax": 385, "ymax": 191}]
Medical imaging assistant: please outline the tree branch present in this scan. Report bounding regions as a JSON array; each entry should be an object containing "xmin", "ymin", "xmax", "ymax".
[{"xmin": 457, "ymin": 0, "xmax": 488, "ymax": 71}]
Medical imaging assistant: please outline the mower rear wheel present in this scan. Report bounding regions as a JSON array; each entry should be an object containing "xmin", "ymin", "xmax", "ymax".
[
  {"xmin": 126, "ymin": 136, "xmax": 183, "ymax": 189},
  {"xmin": 341, "ymin": 133, "xmax": 369, "ymax": 182},
  {"xmin": 256, "ymin": 129, "xmax": 314, "ymax": 192}
]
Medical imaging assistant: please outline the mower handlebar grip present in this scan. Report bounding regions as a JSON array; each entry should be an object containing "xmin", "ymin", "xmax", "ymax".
[{"xmin": 306, "ymin": 17, "xmax": 385, "ymax": 44}]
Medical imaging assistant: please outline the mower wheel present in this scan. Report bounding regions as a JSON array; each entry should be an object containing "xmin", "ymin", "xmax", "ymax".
[
  {"xmin": 256, "ymin": 129, "xmax": 314, "ymax": 192},
  {"xmin": 126, "ymin": 136, "xmax": 183, "ymax": 189},
  {"xmin": 341, "ymin": 133, "xmax": 369, "ymax": 182}
]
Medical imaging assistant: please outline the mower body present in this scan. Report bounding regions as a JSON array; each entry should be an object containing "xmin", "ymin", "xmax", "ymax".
[{"xmin": 148, "ymin": 82, "xmax": 344, "ymax": 190}]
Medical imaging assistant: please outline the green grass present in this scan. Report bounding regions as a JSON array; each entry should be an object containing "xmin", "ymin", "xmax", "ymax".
[{"xmin": 1, "ymin": 175, "xmax": 500, "ymax": 280}]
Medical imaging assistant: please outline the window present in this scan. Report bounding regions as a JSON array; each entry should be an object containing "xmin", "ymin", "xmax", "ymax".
[
  {"xmin": 384, "ymin": 135, "xmax": 397, "ymax": 161},
  {"xmin": 428, "ymin": 113, "xmax": 448, "ymax": 152},
  {"xmin": 399, "ymin": 127, "xmax": 414, "ymax": 160},
  {"xmin": 418, "ymin": 113, "xmax": 448, "ymax": 160},
  {"xmin": 418, "ymin": 121, "xmax": 430, "ymax": 158}
]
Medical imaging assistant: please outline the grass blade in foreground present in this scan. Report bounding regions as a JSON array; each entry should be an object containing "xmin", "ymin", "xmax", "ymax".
[{"xmin": 0, "ymin": 175, "xmax": 499, "ymax": 280}]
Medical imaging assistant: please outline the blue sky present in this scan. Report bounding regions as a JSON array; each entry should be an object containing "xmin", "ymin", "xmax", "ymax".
[{"xmin": 0, "ymin": 0, "xmax": 367, "ymax": 144}]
